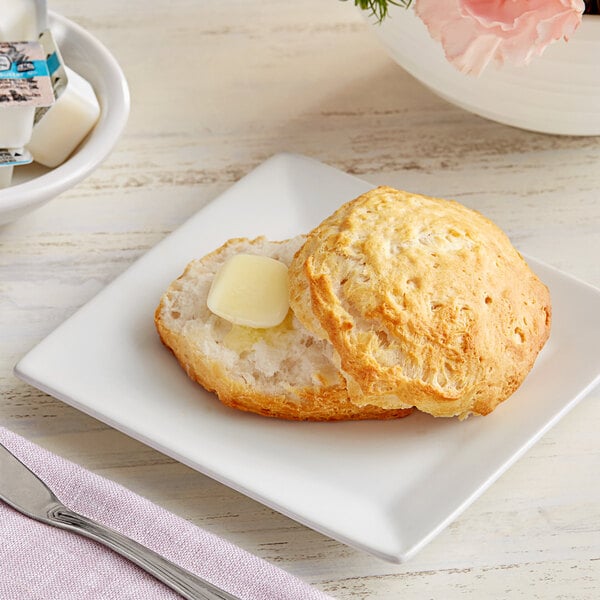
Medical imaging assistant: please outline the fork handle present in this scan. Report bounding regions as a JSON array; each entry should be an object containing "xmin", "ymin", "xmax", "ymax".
[{"xmin": 48, "ymin": 505, "xmax": 240, "ymax": 600}]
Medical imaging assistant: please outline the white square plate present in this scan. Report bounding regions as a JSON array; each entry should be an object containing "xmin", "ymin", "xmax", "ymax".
[{"xmin": 15, "ymin": 153, "xmax": 600, "ymax": 562}]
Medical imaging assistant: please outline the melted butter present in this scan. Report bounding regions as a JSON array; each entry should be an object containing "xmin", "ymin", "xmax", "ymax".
[{"xmin": 223, "ymin": 311, "xmax": 294, "ymax": 354}]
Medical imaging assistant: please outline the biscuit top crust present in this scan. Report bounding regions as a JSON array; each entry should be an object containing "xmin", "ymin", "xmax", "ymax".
[{"xmin": 288, "ymin": 186, "xmax": 552, "ymax": 418}]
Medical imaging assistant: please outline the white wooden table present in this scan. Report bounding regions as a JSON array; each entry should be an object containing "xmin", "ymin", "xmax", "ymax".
[{"xmin": 1, "ymin": 1, "xmax": 599, "ymax": 597}]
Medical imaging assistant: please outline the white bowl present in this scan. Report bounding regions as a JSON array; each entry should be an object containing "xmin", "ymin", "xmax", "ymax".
[
  {"xmin": 367, "ymin": 8, "xmax": 600, "ymax": 136},
  {"xmin": 0, "ymin": 11, "xmax": 130, "ymax": 225}
]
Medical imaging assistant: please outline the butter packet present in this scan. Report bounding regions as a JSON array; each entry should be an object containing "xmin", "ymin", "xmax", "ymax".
[
  {"xmin": 0, "ymin": 40, "xmax": 54, "ymax": 107},
  {"xmin": 0, "ymin": 148, "xmax": 33, "ymax": 190},
  {"xmin": 0, "ymin": 147, "xmax": 33, "ymax": 167},
  {"xmin": 34, "ymin": 28, "xmax": 67, "ymax": 125}
]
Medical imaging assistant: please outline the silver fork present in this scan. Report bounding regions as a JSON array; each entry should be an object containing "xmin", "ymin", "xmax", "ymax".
[{"xmin": 0, "ymin": 441, "xmax": 240, "ymax": 600}]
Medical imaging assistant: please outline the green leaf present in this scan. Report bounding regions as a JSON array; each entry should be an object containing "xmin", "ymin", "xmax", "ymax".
[{"xmin": 344, "ymin": 0, "xmax": 413, "ymax": 23}]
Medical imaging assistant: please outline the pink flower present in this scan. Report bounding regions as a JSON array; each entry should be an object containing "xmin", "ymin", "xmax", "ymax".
[{"xmin": 414, "ymin": 0, "xmax": 585, "ymax": 75}]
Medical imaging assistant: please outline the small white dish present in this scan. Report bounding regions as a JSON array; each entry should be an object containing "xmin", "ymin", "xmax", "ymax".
[
  {"xmin": 0, "ymin": 11, "xmax": 130, "ymax": 225},
  {"xmin": 14, "ymin": 154, "xmax": 600, "ymax": 562},
  {"xmin": 367, "ymin": 8, "xmax": 600, "ymax": 136}
]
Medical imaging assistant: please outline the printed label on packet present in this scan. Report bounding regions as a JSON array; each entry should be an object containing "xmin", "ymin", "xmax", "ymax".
[
  {"xmin": 34, "ymin": 29, "xmax": 68, "ymax": 125},
  {"xmin": 0, "ymin": 41, "xmax": 54, "ymax": 107},
  {"xmin": 0, "ymin": 148, "xmax": 33, "ymax": 167}
]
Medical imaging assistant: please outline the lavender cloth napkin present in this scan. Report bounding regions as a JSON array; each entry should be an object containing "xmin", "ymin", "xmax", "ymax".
[{"xmin": 0, "ymin": 428, "xmax": 333, "ymax": 600}]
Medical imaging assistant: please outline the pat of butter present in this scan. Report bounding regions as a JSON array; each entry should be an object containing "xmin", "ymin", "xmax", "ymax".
[
  {"xmin": 207, "ymin": 254, "xmax": 290, "ymax": 328},
  {"xmin": 27, "ymin": 66, "xmax": 100, "ymax": 168}
]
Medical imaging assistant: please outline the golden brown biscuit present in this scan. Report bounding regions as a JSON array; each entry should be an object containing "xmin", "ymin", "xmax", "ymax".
[
  {"xmin": 289, "ymin": 186, "xmax": 551, "ymax": 418},
  {"xmin": 155, "ymin": 236, "xmax": 412, "ymax": 421}
]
